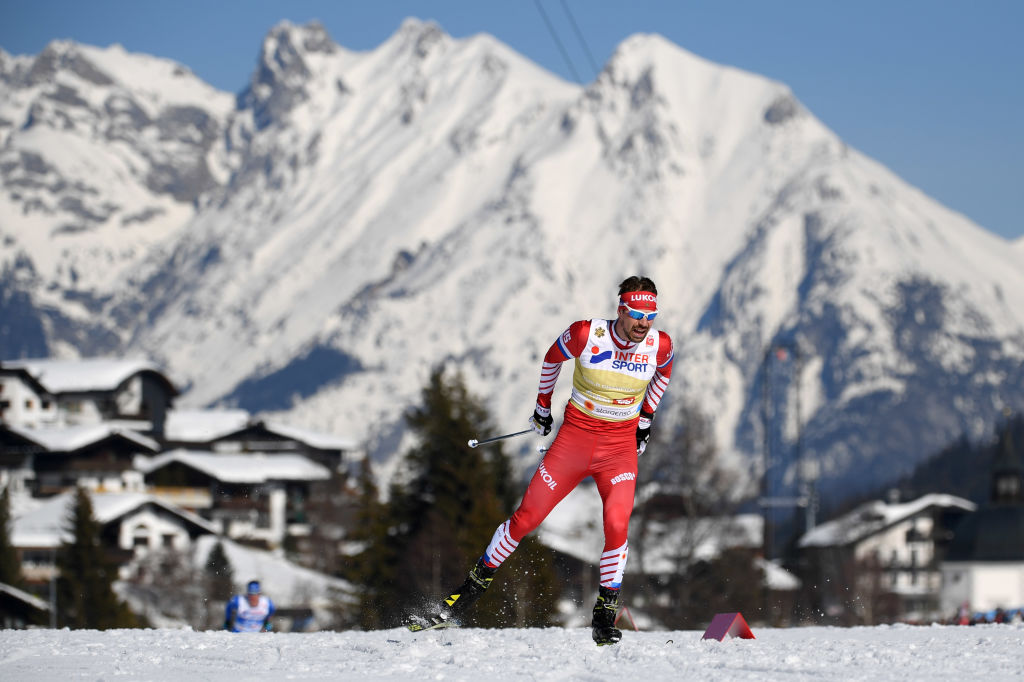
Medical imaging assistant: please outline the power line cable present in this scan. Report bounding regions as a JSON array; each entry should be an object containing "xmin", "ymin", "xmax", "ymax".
[
  {"xmin": 559, "ymin": 0, "xmax": 601, "ymax": 79},
  {"xmin": 533, "ymin": 0, "xmax": 583, "ymax": 83}
]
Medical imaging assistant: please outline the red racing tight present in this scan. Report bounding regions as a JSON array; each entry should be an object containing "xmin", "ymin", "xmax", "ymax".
[{"xmin": 483, "ymin": 410, "xmax": 638, "ymax": 588}]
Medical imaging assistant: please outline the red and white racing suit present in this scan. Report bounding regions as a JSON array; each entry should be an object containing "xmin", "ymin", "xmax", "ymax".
[{"xmin": 482, "ymin": 318, "xmax": 673, "ymax": 588}]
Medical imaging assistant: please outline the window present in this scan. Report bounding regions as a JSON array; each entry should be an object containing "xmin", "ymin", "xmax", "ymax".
[
  {"xmin": 24, "ymin": 399, "xmax": 34, "ymax": 410},
  {"xmin": 162, "ymin": 534, "xmax": 175, "ymax": 548},
  {"xmin": 133, "ymin": 525, "xmax": 150, "ymax": 549},
  {"xmin": 23, "ymin": 550, "xmax": 54, "ymax": 566},
  {"xmin": 997, "ymin": 477, "xmax": 1020, "ymax": 497}
]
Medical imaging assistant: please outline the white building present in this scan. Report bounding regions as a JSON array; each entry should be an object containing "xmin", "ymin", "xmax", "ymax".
[
  {"xmin": 11, "ymin": 490, "xmax": 218, "ymax": 582},
  {"xmin": 940, "ymin": 429, "xmax": 1024, "ymax": 620},
  {"xmin": 798, "ymin": 493, "xmax": 976, "ymax": 623},
  {"xmin": 0, "ymin": 358, "xmax": 178, "ymax": 436},
  {"xmin": 135, "ymin": 449, "xmax": 331, "ymax": 549}
]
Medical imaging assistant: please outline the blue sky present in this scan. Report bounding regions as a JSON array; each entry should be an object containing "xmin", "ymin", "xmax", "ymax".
[{"xmin": 2, "ymin": 0, "xmax": 1021, "ymax": 240}]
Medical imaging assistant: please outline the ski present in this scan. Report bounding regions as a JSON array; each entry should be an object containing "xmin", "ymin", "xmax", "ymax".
[{"xmin": 404, "ymin": 613, "xmax": 457, "ymax": 633}]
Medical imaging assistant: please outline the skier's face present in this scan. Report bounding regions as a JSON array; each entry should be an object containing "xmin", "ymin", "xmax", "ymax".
[{"xmin": 616, "ymin": 305, "xmax": 654, "ymax": 343}]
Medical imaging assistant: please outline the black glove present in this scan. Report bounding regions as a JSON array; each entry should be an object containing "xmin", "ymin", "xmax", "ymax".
[
  {"xmin": 223, "ymin": 620, "xmax": 232, "ymax": 631},
  {"xmin": 636, "ymin": 411, "xmax": 654, "ymax": 456},
  {"xmin": 529, "ymin": 409, "xmax": 553, "ymax": 436}
]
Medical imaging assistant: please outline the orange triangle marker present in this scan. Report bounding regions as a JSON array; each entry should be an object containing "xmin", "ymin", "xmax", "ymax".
[{"xmin": 701, "ymin": 612, "xmax": 755, "ymax": 641}]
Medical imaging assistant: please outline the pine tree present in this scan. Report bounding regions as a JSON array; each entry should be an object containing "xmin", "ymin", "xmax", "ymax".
[
  {"xmin": 0, "ymin": 486, "xmax": 24, "ymax": 587},
  {"xmin": 204, "ymin": 540, "xmax": 234, "ymax": 629},
  {"xmin": 55, "ymin": 487, "xmax": 141, "ymax": 629},
  {"xmin": 205, "ymin": 541, "xmax": 234, "ymax": 602},
  {"xmin": 344, "ymin": 457, "xmax": 399, "ymax": 630},
  {"xmin": 368, "ymin": 365, "xmax": 560, "ymax": 628}
]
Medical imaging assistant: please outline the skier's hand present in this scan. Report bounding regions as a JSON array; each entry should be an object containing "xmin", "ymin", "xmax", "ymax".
[
  {"xmin": 636, "ymin": 411, "xmax": 654, "ymax": 456},
  {"xmin": 529, "ymin": 409, "xmax": 553, "ymax": 436}
]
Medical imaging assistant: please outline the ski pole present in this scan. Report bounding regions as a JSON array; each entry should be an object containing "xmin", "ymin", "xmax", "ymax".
[{"xmin": 467, "ymin": 429, "xmax": 533, "ymax": 448}]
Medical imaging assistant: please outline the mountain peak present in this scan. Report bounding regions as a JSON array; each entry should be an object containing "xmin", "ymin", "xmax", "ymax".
[
  {"xmin": 3, "ymin": 20, "xmax": 1023, "ymax": 514},
  {"xmin": 264, "ymin": 20, "xmax": 338, "ymax": 57},
  {"xmin": 23, "ymin": 40, "xmax": 114, "ymax": 88},
  {"xmin": 241, "ymin": 20, "xmax": 341, "ymax": 128},
  {"xmin": 389, "ymin": 17, "xmax": 451, "ymax": 60}
]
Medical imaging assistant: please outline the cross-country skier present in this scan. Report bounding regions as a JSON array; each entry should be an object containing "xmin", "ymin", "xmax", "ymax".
[
  {"xmin": 224, "ymin": 580, "xmax": 275, "ymax": 632},
  {"xmin": 407, "ymin": 275, "xmax": 673, "ymax": 645}
]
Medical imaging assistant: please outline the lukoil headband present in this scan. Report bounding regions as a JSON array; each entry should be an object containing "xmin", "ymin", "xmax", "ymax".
[{"xmin": 619, "ymin": 291, "xmax": 657, "ymax": 311}]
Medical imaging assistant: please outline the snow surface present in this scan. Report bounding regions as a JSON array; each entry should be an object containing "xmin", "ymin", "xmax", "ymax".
[{"xmin": 0, "ymin": 622, "xmax": 1022, "ymax": 680}]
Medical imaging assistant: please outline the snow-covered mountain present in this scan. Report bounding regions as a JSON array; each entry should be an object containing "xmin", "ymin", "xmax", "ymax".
[{"xmin": 3, "ymin": 19, "xmax": 1023, "ymax": 504}]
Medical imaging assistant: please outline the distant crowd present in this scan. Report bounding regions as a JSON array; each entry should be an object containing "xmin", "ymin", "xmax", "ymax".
[{"xmin": 947, "ymin": 603, "xmax": 1022, "ymax": 626}]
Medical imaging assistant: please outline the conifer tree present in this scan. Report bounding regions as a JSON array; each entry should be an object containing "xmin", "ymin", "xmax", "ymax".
[
  {"xmin": 373, "ymin": 365, "xmax": 560, "ymax": 628},
  {"xmin": 205, "ymin": 540, "xmax": 234, "ymax": 603},
  {"xmin": 0, "ymin": 486, "xmax": 23, "ymax": 587},
  {"xmin": 55, "ymin": 487, "xmax": 140, "ymax": 629},
  {"xmin": 203, "ymin": 540, "xmax": 235, "ymax": 628},
  {"xmin": 345, "ymin": 457, "xmax": 400, "ymax": 630}
]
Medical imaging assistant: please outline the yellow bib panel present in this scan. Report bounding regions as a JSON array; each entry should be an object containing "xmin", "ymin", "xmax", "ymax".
[{"xmin": 569, "ymin": 319, "xmax": 660, "ymax": 422}]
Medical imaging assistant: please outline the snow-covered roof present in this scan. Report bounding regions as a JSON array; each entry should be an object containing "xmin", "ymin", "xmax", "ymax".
[
  {"xmin": 11, "ymin": 490, "xmax": 218, "ymax": 548},
  {"xmin": 262, "ymin": 419, "xmax": 359, "ymax": 450},
  {"xmin": 135, "ymin": 449, "xmax": 331, "ymax": 483},
  {"xmin": 1, "ymin": 357, "xmax": 176, "ymax": 394},
  {"xmin": 7, "ymin": 423, "xmax": 159, "ymax": 452},
  {"xmin": 164, "ymin": 409, "xmax": 251, "ymax": 442},
  {"xmin": 0, "ymin": 581, "xmax": 50, "ymax": 611},
  {"xmin": 757, "ymin": 558, "xmax": 802, "ymax": 591},
  {"xmin": 164, "ymin": 410, "xmax": 357, "ymax": 450},
  {"xmin": 798, "ymin": 493, "xmax": 977, "ymax": 548}
]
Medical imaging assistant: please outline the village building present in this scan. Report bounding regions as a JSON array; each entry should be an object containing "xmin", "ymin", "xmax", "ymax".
[
  {"xmin": 164, "ymin": 408, "xmax": 358, "ymax": 470},
  {"xmin": 0, "ymin": 358, "xmax": 178, "ymax": 437},
  {"xmin": 0, "ymin": 423, "xmax": 159, "ymax": 496},
  {"xmin": 0, "ymin": 357, "xmax": 359, "ymax": 629},
  {"xmin": 136, "ymin": 449, "xmax": 331, "ymax": 549},
  {"xmin": 940, "ymin": 429, "xmax": 1024, "ymax": 621},
  {"xmin": 798, "ymin": 493, "xmax": 975, "ymax": 624},
  {"xmin": 10, "ymin": 490, "xmax": 218, "ymax": 586}
]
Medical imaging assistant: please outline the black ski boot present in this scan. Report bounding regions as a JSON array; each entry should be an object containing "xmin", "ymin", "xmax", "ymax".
[
  {"xmin": 442, "ymin": 556, "xmax": 497, "ymax": 620},
  {"xmin": 405, "ymin": 557, "xmax": 497, "ymax": 631},
  {"xmin": 591, "ymin": 586, "xmax": 622, "ymax": 646}
]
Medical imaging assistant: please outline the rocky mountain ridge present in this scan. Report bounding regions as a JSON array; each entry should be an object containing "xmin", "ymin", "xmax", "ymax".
[{"xmin": 2, "ymin": 19, "xmax": 1023, "ymax": 505}]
